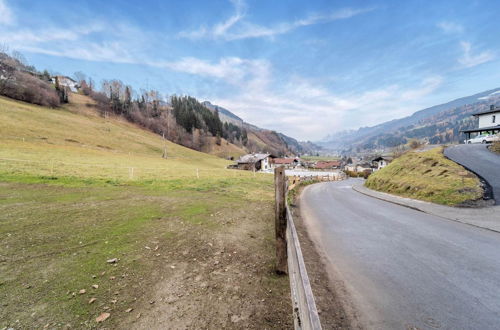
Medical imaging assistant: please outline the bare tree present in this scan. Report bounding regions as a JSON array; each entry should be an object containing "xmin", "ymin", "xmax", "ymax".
[{"xmin": 73, "ymin": 71, "xmax": 86, "ymax": 84}]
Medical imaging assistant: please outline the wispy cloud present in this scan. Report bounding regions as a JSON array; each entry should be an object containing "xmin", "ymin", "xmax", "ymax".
[
  {"xmin": 437, "ymin": 21, "xmax": 464, "ymax": 34},
  {"xmin": 179, "ymin": 0, "xmax": 374, "ymax": 41},
  {"xmin": 175, "ymin": 56, "xmax": 445, "ymax": 139},
  {"xmin": 0, "ymin": 0, "xmax": 14, "ymax": 25},
  {"xmin": 458, "ymin": 41, "xmax": 494, "ymax": 68}
]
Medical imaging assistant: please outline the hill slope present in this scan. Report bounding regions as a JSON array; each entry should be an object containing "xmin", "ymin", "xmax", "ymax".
[
  {"xmin": 320, "ymin": 88, "xmax": 500, "ymax": 152},
  {"xmin": 203, "ymin": 100, "xmax": 321, "ymax": 156},
  {"xmin": 0, "ymin": 94, "xmax": 292, "ymax": 328}
]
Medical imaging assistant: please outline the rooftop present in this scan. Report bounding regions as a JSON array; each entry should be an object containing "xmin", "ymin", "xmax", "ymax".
[
  {"xmin": 237, "ymin": 153, "xmax": 271, "ymax": 164},
  {"xmin": 461, "ymin": 124, "xmax": 500, "ymax": 133},
  {"xmin": 472, "ymin": 105, "xmax": 500, "ymax": 117}
]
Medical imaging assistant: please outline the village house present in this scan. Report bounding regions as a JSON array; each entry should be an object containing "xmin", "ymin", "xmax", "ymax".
[
  {"xmin": 231, "ymin": 153, "xmax": 275, "ymax": 171},
  {"xmin": 372, "ymin": 156, "xmax": 393, "ymax": 171},
  {"xmin": 51, "ymin": 76, "xmax": 79, "ymax": 93},
  {"xmin": 356, "ymin": 162, "xmax": 373, "ymax": 174},
  {"xmin": 273, "ymin": 157, "xmax": 300, "ymax": 169},
  {"xmin": 461, "ymin": 105, "xmax": 500, "ymax": 140}
]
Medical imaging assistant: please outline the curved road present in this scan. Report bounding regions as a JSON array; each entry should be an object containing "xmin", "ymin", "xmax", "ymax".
[
  {"xmin": 444, "ymin": 144, "xmax": 500, "ymax": 204},
  {"xmin": 301, "ymin": 179, "xmax": 500, "ymax": 329}
]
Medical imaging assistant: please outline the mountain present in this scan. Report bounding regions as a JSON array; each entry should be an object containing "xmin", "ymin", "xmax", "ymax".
[
  {"xmin": 202, "ymin": 100, "xmax": 321, "ymax": 156},
  {"xmin": 201, "ymin": 101, "xmax": 243, "ymax": 125},
  {"xmin": 320, "ymin": 88, "xmax": 500, "ymax": 153}
]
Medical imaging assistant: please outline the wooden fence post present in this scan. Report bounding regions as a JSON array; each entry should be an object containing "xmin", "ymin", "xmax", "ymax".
[{"xmin": 274, "ymin": 166, "xmax": 288, "ymax": 275}]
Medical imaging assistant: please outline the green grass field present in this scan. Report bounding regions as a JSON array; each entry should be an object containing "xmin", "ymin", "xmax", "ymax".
[
  {"xmin": 0, "ymin": 95, "xmax": 291, "ymax": 329},
  {"xmin": 365, "ymin": 147, "xmax": 483, "ymax": 206}
]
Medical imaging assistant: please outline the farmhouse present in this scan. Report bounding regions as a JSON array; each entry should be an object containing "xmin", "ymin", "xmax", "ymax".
[
  {"xmin": 461, "ymin": 105, "xmax": 500, "ymax": 139},
  {"xmin": 233, "ymin": 153, "xmax": 275, "ymax": 171},
  {"xmin": 273, "ymin": 158, "xmax": 300, "ymax": 169},
  {"xmin": 372, "ymin": 156, "xmax": 392, "ymax": 171},
  {"xmin": 51, "ymin": 76, "xmax": 79, "ymax": 92}
]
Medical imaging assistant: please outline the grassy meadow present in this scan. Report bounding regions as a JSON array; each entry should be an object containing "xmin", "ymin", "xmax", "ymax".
[
  {"xmin": 0, "ymin": 95, "xmax": 292, "ymax": 329},
  {"xmin": 365, "ymin": 147, "xmax": 483, "ymax": 206}
]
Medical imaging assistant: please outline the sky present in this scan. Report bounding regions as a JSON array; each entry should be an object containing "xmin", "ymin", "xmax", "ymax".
[{"xmin": 1, "ymin": 0, "xmax": 500, "ymax": 141}]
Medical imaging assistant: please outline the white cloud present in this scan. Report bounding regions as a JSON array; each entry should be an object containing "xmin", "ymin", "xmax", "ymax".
[
  {"xmin": 437, "ymin": 21, "xmax": 464, "ymax": 34},
  {"xmin": 181, "ymin": 56, "xmax": 445, "ymax": 140},
  {"xmin": 0, "ymin": 0, "xmax": 14, "ymax": 25},
  {"xmin": 179, "ymin": 0, "xmax": 374, "ymax": 41},
  {"xmin": 458, "ymin": 41, "xmax": 495, "ymax": 68}
]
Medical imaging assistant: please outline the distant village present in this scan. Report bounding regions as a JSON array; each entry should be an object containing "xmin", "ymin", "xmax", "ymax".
[{"xmin": 228, "ymin": 152, "xmax": 393, "ymax": 174}]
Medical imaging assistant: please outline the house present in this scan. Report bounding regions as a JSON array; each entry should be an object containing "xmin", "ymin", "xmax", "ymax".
[
  {"xmin": 273, "ymin": 158, "xmax": 300, "ymax": 169},
  {"xmin": 51, "ymin": 76, "xmax": 79, "ymax": 92},
  {"xmin": 233, "ymin": 153, "xmax": 275, "ymax": 171},
  {"xmin": 315, "ymin": 160, "xmax": 341, "ymax": 169},
  {"xmin": 356, "ymin": 163, "xmax": 373, "ymax": 174},
  {"xmin": 461, "ymin": 105, "xmax": 500, "ymax": 140},
  {"xmin": 372, "ymin": 156, "xmax": 393, "ymax": 171}
]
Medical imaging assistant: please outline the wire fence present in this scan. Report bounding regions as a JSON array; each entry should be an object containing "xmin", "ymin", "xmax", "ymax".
[{"xmin": 0, "ymin": 157, "xmax": 261, "ymax": 181}]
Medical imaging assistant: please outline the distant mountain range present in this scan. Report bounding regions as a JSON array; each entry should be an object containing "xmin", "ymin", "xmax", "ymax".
[
  {"xmin": 319, "ymin": 88, "xmax": 500, "ymax": 153},
  {"xmin": 202, "ymin": 101, "xmax": 320, "ymax": 156}
]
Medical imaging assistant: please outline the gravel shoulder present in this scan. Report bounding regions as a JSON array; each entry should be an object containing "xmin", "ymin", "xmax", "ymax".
[{"xmin": 290, "ymin": 186, "xmax": 360, "ymax": 329}]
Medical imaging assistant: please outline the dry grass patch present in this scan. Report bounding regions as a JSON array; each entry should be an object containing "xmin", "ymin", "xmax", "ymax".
[
  {"xmin": 365, "ymin": 147, "xmax": 483, "ymax": 206},
  {"xmin": 491, "ymin": 142, "xmax": 500, "ymax": 154}
]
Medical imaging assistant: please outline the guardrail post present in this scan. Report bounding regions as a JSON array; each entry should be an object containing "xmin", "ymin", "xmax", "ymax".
[{"xmin": 275, "ymin": 166, "xmax": 288, "ymax": 275}]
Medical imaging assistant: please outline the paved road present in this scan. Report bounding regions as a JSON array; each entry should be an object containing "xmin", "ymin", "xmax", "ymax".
[
  {"xmin": 300, "ymin": 179, "xmax": 500, "ymax": 329},
  {"xmin": 444, "ymin": 144, "xmax": 500, "ymax": 205}
]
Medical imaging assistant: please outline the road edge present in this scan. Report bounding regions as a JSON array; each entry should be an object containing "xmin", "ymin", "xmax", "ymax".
[{"xmin": 352, "ymin": 182, "xmax": 500, "ymax": 234}]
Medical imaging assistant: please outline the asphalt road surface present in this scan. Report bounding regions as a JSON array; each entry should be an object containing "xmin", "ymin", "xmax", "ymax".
[
  {"xmin": 300, "ymin": 179, "xmax": 500, "ymax": 329},
  {"xmin": 444, "ymin": 144, "xmax": 500, "ymax": 205}
]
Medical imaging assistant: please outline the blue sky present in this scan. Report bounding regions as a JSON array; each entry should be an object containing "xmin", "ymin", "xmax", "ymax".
[{"xmin": 1, "ymin": 0, "xmax": 500, "ymax": 140}]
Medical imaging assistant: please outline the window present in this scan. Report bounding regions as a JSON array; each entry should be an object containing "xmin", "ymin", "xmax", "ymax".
[{"xmin": 493, "ymin": 115, "xmax": 496, "ymax": 123}]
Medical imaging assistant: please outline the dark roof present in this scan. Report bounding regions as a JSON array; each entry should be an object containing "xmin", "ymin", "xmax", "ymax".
[
  {"xmin": 237, "ymin": 153, "xmax": 270, "ymax": 164},
  {"xmin": 461, "ymin": 125, "xmax": 500, "ymax": 133},
  {"xmin": 372, "ymin": 156, "xmax": 393, "ymax": 162},
  {"xmin": 472, "ymin": 108, "xmax": 500, "ymax": 117}
]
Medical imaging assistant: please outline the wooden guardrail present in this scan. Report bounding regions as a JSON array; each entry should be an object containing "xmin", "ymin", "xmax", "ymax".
[{"xmin": 275, "ymin": 167, "xmax": 331, "ymax": 330}]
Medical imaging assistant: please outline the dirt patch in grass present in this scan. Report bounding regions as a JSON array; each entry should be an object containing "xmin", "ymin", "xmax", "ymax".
[
  {"xmin": 0, "ymin": 179, "xmax": 292, "ymax": 329},
  {"xmin": 286, "ymin": 186, "xmax": 355, "ymax": 329},
  {"xmin": 365, "ymin": 147, "xmax": 484, "ymax": 206}
]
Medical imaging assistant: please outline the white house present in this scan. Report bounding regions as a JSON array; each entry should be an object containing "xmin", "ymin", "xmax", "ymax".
[
  {"xmin": 233, "ymin": 153, "xmax": 275, "ymax": 171},
  {"xmin": 462, "ymin": 105, "xmax": 500, "ymax": 140},
  {"xmin": 372, "ymin": 156, "xmax": 393, "ymax": 171},
  {"xmin": 51, "ymin": 76, "xmax": 79, "ymax": 92}
]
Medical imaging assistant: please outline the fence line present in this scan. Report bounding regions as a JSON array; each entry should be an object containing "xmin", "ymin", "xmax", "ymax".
[
  {"xmin": 0, "ymin": 157, "xmax": 265, "ymax": 180},
  {"xmin": 286, "ymin": 205, "xmax": 322, "ymax": 330}
]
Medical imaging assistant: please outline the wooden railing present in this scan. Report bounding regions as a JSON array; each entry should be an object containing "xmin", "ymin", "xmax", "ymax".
[{"xmin": 276, "ymin": 167, "xmax": 346, "ymax": 330}]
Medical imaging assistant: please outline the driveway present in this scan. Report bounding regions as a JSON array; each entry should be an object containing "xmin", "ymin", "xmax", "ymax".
[
  {"xmin": 300, "ymin": 179, "xmax": 500, "ymax": 329},
  {"xmin": 444, "ymin": 144, "xmax": 500, "ymax": 204}
]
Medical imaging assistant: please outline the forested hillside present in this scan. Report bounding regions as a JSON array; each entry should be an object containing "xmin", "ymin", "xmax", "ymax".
[{"xmin": 0, "ymin": 49, "xmax": 317, "ymax": 158}]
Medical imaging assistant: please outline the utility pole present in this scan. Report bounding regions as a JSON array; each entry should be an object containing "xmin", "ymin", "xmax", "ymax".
[{"xmin": 162, "ymin": 132, "xmax": 167, "ymax": 159}]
